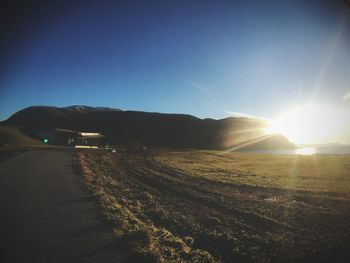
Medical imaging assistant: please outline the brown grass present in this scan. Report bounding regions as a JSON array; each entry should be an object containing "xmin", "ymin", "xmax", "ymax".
[{"xmin": 77, "ymin": 149, "xmax": 350, "ymax": 262}]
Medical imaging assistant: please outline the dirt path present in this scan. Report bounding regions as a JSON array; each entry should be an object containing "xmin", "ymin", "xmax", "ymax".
[{"xmin": 0, "ymin": 149, "xmax": 123, "ymax": 263}]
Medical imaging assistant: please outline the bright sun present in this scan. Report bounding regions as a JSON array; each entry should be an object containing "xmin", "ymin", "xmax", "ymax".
[{"xmin": 265, "ymin": 105, "xmax": 349, "ymax": 145}]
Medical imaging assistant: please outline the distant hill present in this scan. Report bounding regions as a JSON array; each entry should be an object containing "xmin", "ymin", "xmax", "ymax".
[{"xmin": 2, "ymin": 106, "xmax": 294, "ymax": 150}]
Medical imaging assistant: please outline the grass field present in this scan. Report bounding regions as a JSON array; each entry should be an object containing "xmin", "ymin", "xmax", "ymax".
[{"xmin": 78, "ymin": 149, "xmax": 350, "ymax": 262}]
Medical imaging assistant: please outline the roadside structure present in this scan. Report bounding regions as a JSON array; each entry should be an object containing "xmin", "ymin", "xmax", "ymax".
[{"xmin": 34, "ymin": 128, "xmax": 105, "ymax": 147}]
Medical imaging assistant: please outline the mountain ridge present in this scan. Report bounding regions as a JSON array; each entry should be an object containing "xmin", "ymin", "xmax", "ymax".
[{"xmin": 2, "ymin": 105, "xmax": 294, "ymax": 150}]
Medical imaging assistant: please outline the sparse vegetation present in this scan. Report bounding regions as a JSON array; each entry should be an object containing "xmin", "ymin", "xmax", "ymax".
[{"xmin": 78, "ymin": 149, "xmax": 350, "ymax": 262}]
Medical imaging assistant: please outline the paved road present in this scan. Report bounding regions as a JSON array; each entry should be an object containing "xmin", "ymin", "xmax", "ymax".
[{"xmin": 0, "ymin": 149, "xmax": 123, "ymax": 263}]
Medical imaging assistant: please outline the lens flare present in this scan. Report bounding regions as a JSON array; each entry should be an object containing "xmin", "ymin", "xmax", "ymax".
[{"xmin": 265, "ymin": 105, "xmax": 350, "ymax": 145}]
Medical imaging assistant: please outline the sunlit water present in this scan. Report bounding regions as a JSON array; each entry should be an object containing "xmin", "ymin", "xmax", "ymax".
[{"xmin": 240, "ymin": 145, "xmax": 350, "ymax": 155}]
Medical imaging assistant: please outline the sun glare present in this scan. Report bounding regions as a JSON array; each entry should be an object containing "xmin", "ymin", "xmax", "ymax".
[
  {"xmin": 295, "ymin": 147, "xmax": 316, "ymax": 155},
  {"xmin": 265, "ymin": 105, "xmax": 349, "ymax": 145}
]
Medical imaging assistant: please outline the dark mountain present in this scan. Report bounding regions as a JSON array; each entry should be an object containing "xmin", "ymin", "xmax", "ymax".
[{"xmin": 2, "ymin": 106, "xmax": 294, "ymax": 150}]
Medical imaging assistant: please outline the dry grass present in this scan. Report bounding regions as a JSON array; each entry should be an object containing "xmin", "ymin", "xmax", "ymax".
[{"xmin": 78, "ymin": 149, "xmax": 350, "ymax": 262}]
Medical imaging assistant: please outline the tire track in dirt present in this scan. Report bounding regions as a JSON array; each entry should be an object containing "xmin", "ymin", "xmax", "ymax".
[{"xmin": 118, "ymin": 155, "xmax": 293, "ymax": 234}]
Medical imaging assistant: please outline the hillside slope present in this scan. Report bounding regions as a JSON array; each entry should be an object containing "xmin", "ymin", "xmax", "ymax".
[{"xmin": 0, "ymin": 125, "xmax": 42, "ymax": 148}]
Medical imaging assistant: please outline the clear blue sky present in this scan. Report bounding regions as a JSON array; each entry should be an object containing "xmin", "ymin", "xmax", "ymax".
[{"xmin": 1, "ymin": 0, "xmax": 350, "ymax": 121}]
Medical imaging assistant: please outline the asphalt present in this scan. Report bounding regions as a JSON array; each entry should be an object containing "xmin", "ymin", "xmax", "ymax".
[{"xmin": 0, "ymin": 149, "xmax": 123, "ymax": 263}]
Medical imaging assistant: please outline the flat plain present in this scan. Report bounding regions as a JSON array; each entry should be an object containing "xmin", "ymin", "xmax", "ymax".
[{"xmin": 78, "ymin": 149, "xmax": 350, "ymax": 262}]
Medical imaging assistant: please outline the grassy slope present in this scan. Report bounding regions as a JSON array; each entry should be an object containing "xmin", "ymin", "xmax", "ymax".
[
  {"xmin": 0, "ymin": 125, "xmax": 42, "ymax": 149},
  {"xmin": 78, "ymin": 149, "xmax": 350, "ymax": 262}
]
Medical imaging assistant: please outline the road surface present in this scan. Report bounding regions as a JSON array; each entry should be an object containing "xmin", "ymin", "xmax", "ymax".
[{"xmin": 0, "ymin": 149, "xmax": 123, "ymax": 263}]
